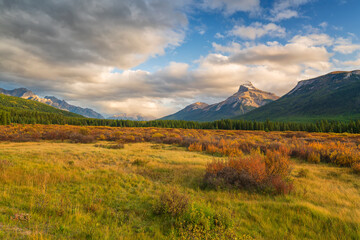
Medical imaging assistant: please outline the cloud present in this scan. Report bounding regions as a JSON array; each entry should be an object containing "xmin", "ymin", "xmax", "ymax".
[
  {"xmin": 0, "ymin": 0, "xmax": 188, "ymax": 72},
  {"xmin": 343, "ymin": 58, "xmax": 360, "ymax": 66},
  {"xmin": 0, "ymin": 0, "xmax": 359, "ymax": 118},
  {"xmin": 0, "ymin": 28, "xmax": 338, "ymax": 118},
  {"xmin": 230, "ymin": 22, "xmax": 286, "ymax": 40},
  {"xmin": 319, "ymin": 22, "xmax": 328, "ymax": 28},
  {"xmin": 215, "ymin": 33, "xmax": 225, "ymax": 39},
  {"xmin": 202, "ymin": 0, "xmax": 260, "ymax": 15},
  {"xmin": 333, "ymin": 38, "xmax": 360, "ymax": 54},
  {"xmin": 0, "ymin": 0, "xmax": 191, "ymax": 117},
  {"xmin": 203, "ymin": 34, "xmax": 333, "ymax": 94},
  {"xmin": 58, "ymin": 33, "xmax": 335, "ymax": 116},
  {"xmin": 269, "ymin": 0, "xmax": 311, "ymax": 21},
  {"xmin": 290, "ymin": 34, "xmax": 334, "ymax": 46}
]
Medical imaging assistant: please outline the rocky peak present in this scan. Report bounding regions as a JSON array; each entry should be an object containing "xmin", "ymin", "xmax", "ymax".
[
  {"xmin": 0, "ymin": 87, "xmax": 37, "ymax": 98},
  {"xmin": 238, "ymin": 81, "xmax": 257, "ymax": 93},
  {"xmin": 184, "ymin": 102, "xmax": 209, "ymax": 111},
  {"xmin": 44, "ymin": 96, "xmax": 66, "ymax": 104}
]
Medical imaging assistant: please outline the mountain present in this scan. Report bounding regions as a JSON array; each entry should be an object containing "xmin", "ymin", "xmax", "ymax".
[
  {"xmin": 0, "ymin": 93, "xmax": 83, "ymax": 118},
  {"xmin": 108, "ymin": 113, "xmax": 154, "ymax": 121},
  {"xmin": 161, "ymin": 82, "xmax": 279, "ymax": 121},
  {"xmin": 237, "ymin": 70, "xmax": 360, "ymax": 122},
  {"xmin": 43, "ymin": 96, "xmax": 104, "ymax": 119},
  {"xmin": 0, "ymin": 88, "xmax": 104, "ymax": 119}
]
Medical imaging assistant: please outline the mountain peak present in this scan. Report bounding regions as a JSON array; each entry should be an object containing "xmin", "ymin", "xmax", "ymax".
[
  {"xmin": 238, "ymin": 81, "xmax": 256, "ymax": 92},
  {"xmin": 185, "ymin": 102, "xmax": 209, "ymax": 111}
]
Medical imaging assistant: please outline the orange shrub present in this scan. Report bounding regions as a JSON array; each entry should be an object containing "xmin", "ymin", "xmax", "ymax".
[
  {"xmin": 265, "ymin": 150, "xmax": 291, "ymax": 178},
  {"xmin": 352, "ymin": 162, "xmax": 360, "ymax": 174},
  {"xmin": 0, "ymin": 124, "xmax": 359, "ymax": 170},
  {"xmin": 307, "ymin": 151, "xmax": 321, "ymax": 163},
  {"xmin": 205, "ymin": 144, "xmax": 218, "ymax": 155},
  {"xmin": 204, "ymin": 149, "xmax": 292, "ymax": 194},
  {"xmin": 188, "ymin": 143, "xmax": 203, "ymax": 152}
]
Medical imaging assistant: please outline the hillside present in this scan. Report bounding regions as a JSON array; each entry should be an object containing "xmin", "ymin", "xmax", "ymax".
[
  {"xmin": 0, "ymin": 93, "xmax": 83, "ymax": 118},
  {"xmin": 237, "ymin": 70, "xmax": 360, "ymax": 122},
  {"xmin": 0, "ymin": 88, "xmax": 104, "ymax": 118},
  {"xmin": 161, "ymin": 82, "xmax": 279, "ymax": 121}
]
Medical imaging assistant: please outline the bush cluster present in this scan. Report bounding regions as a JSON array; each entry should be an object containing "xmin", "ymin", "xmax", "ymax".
[
  {"xmin": 154, "ymin": 188, "xmax": 190, "ymax": 217},
  {"xmin": 1, "ymin": 125, "xmax": 359, "ymax": 170},
  {"xmin": 203, "ymin": 149, "xmax": 293, "ymax": 194}
]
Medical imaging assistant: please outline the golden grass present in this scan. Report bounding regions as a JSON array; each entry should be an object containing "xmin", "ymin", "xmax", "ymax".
[{"xmin": 0, "ymin": 142, "xmax": 359, "ymax": 239}]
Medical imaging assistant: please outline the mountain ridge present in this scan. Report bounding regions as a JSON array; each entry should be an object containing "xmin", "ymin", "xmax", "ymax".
[
  {"xmin": 161, "ymin": 82, "xmax": 279, "ymax": 121},
  {"xmin": 0, "ymin": 88, "xmax": 104, "ymax": 119},
  {"xmin": 237, "ymin": 70, "xmax": 360, "ymax": 122}
]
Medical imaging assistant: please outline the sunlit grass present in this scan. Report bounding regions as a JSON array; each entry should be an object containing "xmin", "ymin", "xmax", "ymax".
[{"xmin": 0, "ymin": 142, "xmax": 359, "ymax": 239}]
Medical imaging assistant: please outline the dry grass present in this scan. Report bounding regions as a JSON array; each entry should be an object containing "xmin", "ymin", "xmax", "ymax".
[{"xmin": 0, "ymin": 141, "xmax": 359, "ymax": 239}]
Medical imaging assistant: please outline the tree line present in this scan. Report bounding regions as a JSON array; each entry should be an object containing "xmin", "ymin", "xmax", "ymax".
[{"xmin": 1, "ymin": 108, "xmax": 360, "ymax": 133}]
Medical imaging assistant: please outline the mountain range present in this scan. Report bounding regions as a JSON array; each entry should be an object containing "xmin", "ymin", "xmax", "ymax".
[
  {"xmin": 161, "ymin": 82, "xmax": 279, "ymax": 121},
  {"xmin": 0, "ymin": 88, "xmax": 104, "ymax": 119},
  {"xmin": 0, "ymin": 93, "xmax": 83, "ymax": 118},
  {"xmin": 237, "ymin": 70, "xmax": 360, "ymax": 122},
  {"xmin": 2, "ymin": 70, "xmax": 360, "ymax": 122}
]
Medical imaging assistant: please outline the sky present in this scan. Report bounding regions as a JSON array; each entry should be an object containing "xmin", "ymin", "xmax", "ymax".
[{"xmin": 0, "ymin": 0, "xmax": 360, "ymax": 118}]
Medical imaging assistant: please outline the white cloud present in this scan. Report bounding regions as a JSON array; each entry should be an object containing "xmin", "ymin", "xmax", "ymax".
[
  {"xmin": 269, "ymin": 0, "xmax": 311, "ymax": 21},
  {"xmin": 202, "ymin": 0, "xmax": 260, "ymax": 15},
  {"xmin": 215, "ymin": 33, "xmax": 225, "ymax": 39},
  {"xmin": 290, "ymin": 34, "xmax": 334, "ymax": 46},
  {"xmin": 319, "ymin": 22, "xmax": 328, "ymax": 28},
  {"xmin": 230, "ymin": 22, "xmax": 286, "ymax": 40},
  {"xmin": 343, "ymin": 58, "xmax": 360, "ymax": 66},
  {"xmin": 1, "ymin": 0, "xmax": 359, "ymax": 118},
  {"xmin": 333, "ymin": 38, "xmax": 360, "ymax": 54}
]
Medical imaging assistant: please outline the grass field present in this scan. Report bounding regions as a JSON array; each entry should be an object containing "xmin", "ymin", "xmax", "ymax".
[{"xmin": 0, "ymin": 141, "xmax": 359, "ymax": 239}]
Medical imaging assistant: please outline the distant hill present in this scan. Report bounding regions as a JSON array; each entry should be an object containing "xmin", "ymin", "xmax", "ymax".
[
  {"xmin": 0, "ymin": 88, "xmax": 104, "ymax": 119},
  {"xmin": 161, "ymin": 82, "xmax": 279, "ymax": 121},
  {"xmin": 237, "ymin": 70, "xmax": 360, "ymax": 122},
  {"xmin": 0, "ymin": 93, "xmax": 83, "ymax": 118}
]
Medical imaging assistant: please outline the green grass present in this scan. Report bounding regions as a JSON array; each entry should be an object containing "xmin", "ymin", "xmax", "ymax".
[{"xmin": 0, "ymin": 142, "xmax": 359, "ymax": 239}]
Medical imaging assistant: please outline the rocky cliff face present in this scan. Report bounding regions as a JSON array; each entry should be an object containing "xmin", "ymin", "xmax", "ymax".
[
  {"xmin": 0, "ymin": 88, "xmax": 104, "ymax": 119},
  {"xmin": 161, "ymin": 82, "xmax": 279, "ymax": 121}
]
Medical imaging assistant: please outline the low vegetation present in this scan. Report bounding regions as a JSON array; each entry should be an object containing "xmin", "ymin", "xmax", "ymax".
[
  {"xmin": 1, "ymin": 124, "xmax": 359, "ymax": 171},
  {"xmin": 1, "ymin": 125, "xmax": 360, "ymax": 238},
  {"xmin": 0, "ymin": 141, "xmax": 359, "ymax": 239}
]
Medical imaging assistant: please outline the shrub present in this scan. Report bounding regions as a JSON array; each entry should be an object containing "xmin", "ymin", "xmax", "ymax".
[
  {"xmin": 265, "ymin": 150, "xmax": 291, "ymax": 179},
  {"xmin": 352, "ymin": 162, "xmax": 360, "ymax": 174},
  {"xmin": 307, "ymin": 151, "xmax": 321, "ymax": 163},
  {"xmin": 152, "ymin": 133, "xmax": 164, "ymax": 139},
  {"xmin": 270, "ymin": 176, "xmax": 294, "ymax": 195},
  {"xmin": 188, "ymin": 143, "xmax": 203, "ymax": 152},
  {"xmin": 95, "ymin": 143, "xmax": 124, "ymax": 149},
  {"xmin": 154, "ymin": 188, "xmax": 190, "ymax": 217},
  {"xmin": 203, "ymin": 150, "xmax": 293, "ymax": 194},
  {"xmin": 205, "ymin": 144, "xmax": 218, "ymax": 155},
  {"xmin": 69, "ymin": 133, "xmax": 96, "ymax": 143},
  {"xmin": 175, "ymin": 204, "xmax": 239, "ymax": 240}
]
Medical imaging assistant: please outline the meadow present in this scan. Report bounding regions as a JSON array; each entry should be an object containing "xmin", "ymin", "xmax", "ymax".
[{"xmin": 0, "ymin": 125, "xmax": 359, "ymax": 239}]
